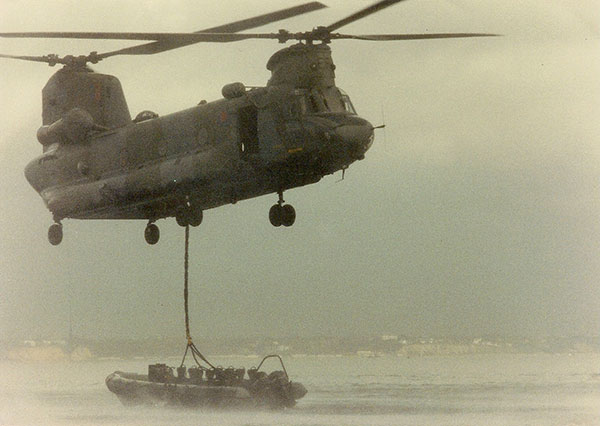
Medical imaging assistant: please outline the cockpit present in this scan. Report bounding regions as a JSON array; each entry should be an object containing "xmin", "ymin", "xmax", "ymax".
[
  {"xmin": 293, "ymin": 87, "xmax": 357, "ymax": 115},
  {"xmin": 272, "ymin": 84, "xmax": 373, "ymax": 174}
]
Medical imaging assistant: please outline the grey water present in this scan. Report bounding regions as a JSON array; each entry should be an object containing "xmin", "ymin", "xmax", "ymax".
[{"xmin": 1, "ymin": 353, "xmax": 599, "ymax": 426}]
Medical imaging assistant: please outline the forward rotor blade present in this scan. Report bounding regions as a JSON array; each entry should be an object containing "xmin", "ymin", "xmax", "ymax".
[
  {"xmin": 99, "ymin": 1, "xmax": 326, "ymax": 58},
  {"xmin": 0, "ymin": 31, "xmax": 500, "ymax": 43},
  {"xmin": 0, "ymin": 31, "xmax": 501, "ymax": 64},
  {"xmin": 202, "ymin": 2, "xmax": 326, "ymax": 33},
  {"xmin": 326, "ymin": 0, "xmax": 406, "ymax": 32},
  {"xmin": 333, "ymin": 32, "xmax": 500, "ymax": 41}
]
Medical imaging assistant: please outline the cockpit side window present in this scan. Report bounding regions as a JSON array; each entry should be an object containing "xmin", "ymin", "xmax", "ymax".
[
  {"xmin": 338, "ymin": 88, "xmax": 357, "ymax": 114},
  {"xmin": 341, "ymin": 96, "xmax": 356, "ymax": 114},
  {"xmin": 309, "ymin": 88, "xmax": 329, "ymax": 113},
  {"xmin": 291, "ymin": 89, "xmax": 317, "ymax": 115},
  {"xmin": 308, "ymin": 94, "xmax": 319, "ymax": 113}
]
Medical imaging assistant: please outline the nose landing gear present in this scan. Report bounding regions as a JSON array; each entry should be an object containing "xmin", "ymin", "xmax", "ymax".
[
  {"xmin": 48, "ymin": 222, "xmax": 63, "ymax": 245},
  {"xmin": 269, "ymin": 191, "xmax": 296, "ymax": 227},
  {"xmin": 144, "ymin": 222, "xmax": 160, "ymax": 245}
]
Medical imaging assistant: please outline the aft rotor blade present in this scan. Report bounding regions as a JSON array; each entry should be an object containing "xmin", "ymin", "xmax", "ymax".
[
  {"xmin": 326, "ymin": 0, "xmax": 406, "ymax": 32},
  {"xmin": 334, "ymin": 32, "xmax": 500, "ymax": 41},
  {"xmin": 0, "ymin": 53, "xmax": 54, "ymax": 64},
  {"xmin": 0, "ymin": 2, "xmax": 327, "ymax": 59},
  {"xmin": 0, "ymin": 32, "xmax": 255, "ymax": 41},
  {"xmin": 0, "ymin": 32, "xmax": 286, "ymax": 50},
  {"xmin": 0, "ymin": 52, "xmax": 98, "ymax": 67}
]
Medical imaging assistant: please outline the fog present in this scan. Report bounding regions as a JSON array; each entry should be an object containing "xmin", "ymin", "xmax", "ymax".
[{"xmin": 0, "ymin": 0, "xmax": 599, "ymax": 341}]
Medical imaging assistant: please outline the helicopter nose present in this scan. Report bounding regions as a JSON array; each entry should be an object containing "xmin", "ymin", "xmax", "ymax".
[{"xmin": 333, "ymin": 119, "xmax": 374, "ymax": 159}]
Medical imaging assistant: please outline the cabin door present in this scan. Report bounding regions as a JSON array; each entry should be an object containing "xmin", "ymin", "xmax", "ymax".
[{"xmin": 238, "ymin": 105, "xmax": 259, "ymax": 156}]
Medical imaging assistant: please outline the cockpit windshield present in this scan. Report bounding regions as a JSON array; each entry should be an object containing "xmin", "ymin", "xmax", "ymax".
[{"xmin": 294, "ymin": 88, "xmax": 357, "ymax": 115}]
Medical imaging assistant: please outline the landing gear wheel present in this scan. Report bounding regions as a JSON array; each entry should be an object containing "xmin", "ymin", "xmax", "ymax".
[
  {"xmin": 176, "ymin": 207, "xmax": 203, "ymax": 227},
  {"xmin": 188, "ymin": 209, "xmax": 203, "ymax": 227},
  {"xmin": 270, "ymin": 191, "xmax": 295, "ymax": 227},
  {"xmin": 145, "ymin": 223, "xmax": 160, "ymax": 245},
  {"xmin": 48, "ymin": 223, "xmax": 63, "ymax": 246},
  {"xmin": 269, "ymin": 204, "xmax": 282, "ymax": 227},
  {"xmin": 176, "ymin": 212, "xmax": 188, "ymax": 227},
  {"xmin": 281, "ymin": 204, "xmax": 296, "ymax": 227}
]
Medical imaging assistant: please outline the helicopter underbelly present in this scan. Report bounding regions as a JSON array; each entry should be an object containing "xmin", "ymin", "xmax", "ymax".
[
  {"xmin": 40, "ymin": 150, "xmax": 232, "ymax": 219},
  {"xmin": 40, "ymin": 149, "xmax": 326, "ymax": 221}
]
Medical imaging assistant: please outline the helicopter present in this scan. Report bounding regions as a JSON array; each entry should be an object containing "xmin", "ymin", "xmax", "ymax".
[{"xmin": 0, "ymin": 0, "xmax": 497, "ymax": 245}]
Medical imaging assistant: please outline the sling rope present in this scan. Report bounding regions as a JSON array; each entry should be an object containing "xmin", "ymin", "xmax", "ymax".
[{"xmin": 180, "ymin": 225, "xmax": 214, "ymax": 369}]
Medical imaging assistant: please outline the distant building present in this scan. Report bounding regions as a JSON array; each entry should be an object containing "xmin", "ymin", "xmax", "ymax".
[{"xmin": 381, "ymin": 335, "xmax": 398, "ymax": 341}]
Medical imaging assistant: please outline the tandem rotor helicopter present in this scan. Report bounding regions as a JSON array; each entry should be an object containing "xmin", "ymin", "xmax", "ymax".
[{"xmin": 1, "ymin": 0, "xmax": 496, "ymax": 245}]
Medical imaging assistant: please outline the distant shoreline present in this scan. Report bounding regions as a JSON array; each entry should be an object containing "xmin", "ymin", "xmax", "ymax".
[{"xmin": 2, "ymin": 335, "xmax": 598, "ymax": 361}]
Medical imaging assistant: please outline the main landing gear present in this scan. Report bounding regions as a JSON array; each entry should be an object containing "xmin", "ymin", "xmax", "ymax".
[
  {"xmin": 175, "ymin": 205, "xmax": 203, "ymax": 228},
  {"xmin": 269, "ymin": 191, "xmax": 295, "ymax": 227},
  {"xmin": 144, "ymin": 201, "xmax": 204, "ymax": 245}
]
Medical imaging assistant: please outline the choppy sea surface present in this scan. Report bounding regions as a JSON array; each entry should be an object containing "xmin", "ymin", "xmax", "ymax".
[{"xmin": 1, "ymin": 353, "xmax": 598, "ymax": 426}]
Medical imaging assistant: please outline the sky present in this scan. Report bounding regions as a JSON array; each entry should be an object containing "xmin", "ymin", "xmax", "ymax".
[{"xmin": 0, "ymin": 0, "xmax": 599, "ymax": 341}]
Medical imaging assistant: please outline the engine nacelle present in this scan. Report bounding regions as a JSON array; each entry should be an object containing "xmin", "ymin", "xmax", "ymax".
[{"xmin": 37, "ymin": 108, "xmax": 105, "ymax": 146}]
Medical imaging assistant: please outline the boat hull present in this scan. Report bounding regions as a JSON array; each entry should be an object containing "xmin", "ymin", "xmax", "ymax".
[{"xmin": 106, "ymin": 371, "xmax": 306, "ymax": 409}]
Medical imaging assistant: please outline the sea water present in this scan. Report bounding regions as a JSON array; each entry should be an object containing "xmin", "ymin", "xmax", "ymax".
[{"xmin": 1, "ymin": 353, "xmax": 598, "ymax": 425}]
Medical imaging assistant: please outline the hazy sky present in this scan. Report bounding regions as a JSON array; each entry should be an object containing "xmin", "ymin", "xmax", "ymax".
[{"xmin": 0, "ymin": 0, "xmax": 598, "ymax": 341}]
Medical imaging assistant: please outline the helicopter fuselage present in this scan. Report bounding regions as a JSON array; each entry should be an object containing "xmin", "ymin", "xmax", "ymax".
[
  {"xmin": 25, "ymin": 82, "xmax": 373, "ymax": 223},
  {"xmin": 22, "ymin": 42, "xmax": 377, "ymax": 244},
  {"xmin": 3, "ymin": 0, "xmax": 498, "ymax": 244}
]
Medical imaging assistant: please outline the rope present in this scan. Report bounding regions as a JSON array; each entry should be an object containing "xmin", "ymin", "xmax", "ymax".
[
  {"xmin": 184, "ymin": 224, "xmax": 191, "ymax": 344},
  {"xmin": 180, "ymin": 225, "xmax": 214, "ymax": 369}
]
